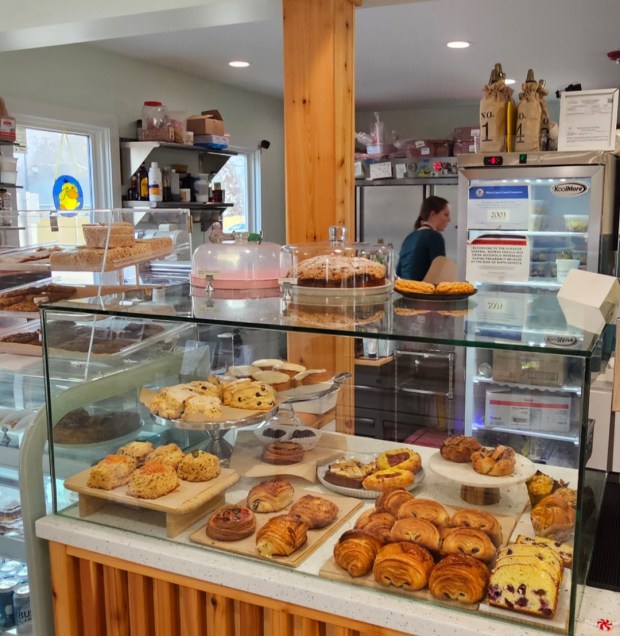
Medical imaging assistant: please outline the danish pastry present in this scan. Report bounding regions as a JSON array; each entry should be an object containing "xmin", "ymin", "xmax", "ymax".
[
  {"xmin": 530, "ymin": 494, "xmax": 575, "ymax": 541},
  {"xmin": 429, "ymin": 554, "xmax": 490, "ymax": 604},
  {"xmin": 440, "ymin": 435, "xmax": 481, "ymax": 463},
  {"xmin": 449, "ymin": 508, "xmax": 503, "ymax": 547},
  {"xmin": 435, "ymin": 281, "xmax": 476, "ymax": 295},
  {"xmin": 255, "ymin": 514, "xmax": 308, "ymax": 557},
  {"xmin": 261, "ymin": 441, "xmax": 304, "ymax": 465},
  {"xmin": 247, "ymin": 478, "xmax": 294, "ymax": 513},
  {"xmin": 324, "ymin": 457, "xmax": 375, "ymax": 489},
  {"xmin": 354, "ymin": 509, "xmax": 396, "ymax": 543},
  {"xmin": 206, "ymin": 505, "xmax": 256, "ymax": 541},
  {"xmin": 362, "ymin": 468, "xmax": 413, "ymax": 492},
  {"xmin": 333, "ymin": 529, "xmax": 384, "ymax": 577},
  {"xmin": 390, "ymin": 517, "xmax": 441, "ymax": 552},
  {"xmin": 376, "ymin": 448, "xmax": 422, "ymax": 473},
  {"xmin": 397, "ymin": 498, "xmax": 450, "ymax": 528},
  {"xmin": 373, "ymin": 542, "xmax": 435, "ymax": 591},
  {"xmin": 394, "ymin": 279, "xmax": 435, "ymax": 295},
  {"xmin": 470, "ymin": 445, "xmax": 516, "ymax": 476},
  {"xmin": 375, "ymin": 488, "xmax": 415, "ymax": 516},
  {"xmin": 289, "ymin": 494, "xmax": 339, "ymax": 529},
  {"xmin": 440, "ymin": 527, "xmax": 497, "ymax": 562}
]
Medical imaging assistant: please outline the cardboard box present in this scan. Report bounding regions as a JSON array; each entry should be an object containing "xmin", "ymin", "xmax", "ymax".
[
  {"xmin": 193, "ymin": 134, "xmax": 229, "ymax": 148},
  {"xmin": 187, "ymin": 110, "xmax": 225, "ymax": 136},
  {"xmin": 406, "ymin": 139, "xmax": 451, "ymax": 157},
  {"xmin": 485, "ymin": 389, "xmax": 571, "ymax": 432},
  {"xmin": 492, "ymin": 350, "xmax": 567, "ymax": 387}
]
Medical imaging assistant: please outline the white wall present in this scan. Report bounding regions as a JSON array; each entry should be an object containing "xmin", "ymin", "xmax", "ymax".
[{"xmin": 0, "ymin": 43, "xmax": 286, "ymax": 244}]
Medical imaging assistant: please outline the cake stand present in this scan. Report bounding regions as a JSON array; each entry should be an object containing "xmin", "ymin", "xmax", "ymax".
[{"xmin": 427, "ymin": 451, "xmax": 536, "ymax": 505}]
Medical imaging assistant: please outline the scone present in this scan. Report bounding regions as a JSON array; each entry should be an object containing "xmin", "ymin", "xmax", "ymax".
[
  {"xmin": 87, "ymin": 454, "xmax": 136, "ymax": 490},
  {"xmin": 117, "ymin": 441, "xmax": 154, "ymax": 467},
  {"xmin": 183, "ymin": 395, "xmax": 223, "ymax": 420},
  {"xmin": 228, "ymin": 381, "xmax": 277, "ymax": 411},
  {"xmin": 150, "ymin": 387, "xmax": 196, "ymax": 419},
  {"xmin": 186, "ymin": 380, "xmax": 221, "ymax": 398},
  {"xmin": 221, "ymin": 378, "xmax": 253, "ymax": 405},
  {"xmin": 127, "ymin": 461, "xmax": 179, "ymax": 499},
  {"xmin": 177, "ymin": 450, "xmax": 221, "ymax": 482},
  {"xmin": 146, "ymin": 443, "xmax": 185, "ymax": 469}
]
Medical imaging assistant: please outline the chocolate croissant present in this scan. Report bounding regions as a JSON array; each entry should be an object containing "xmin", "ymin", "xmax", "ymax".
[
  {"xmin": 429, "ymin": 554, "xmax": 490, "ymax": 604},
  {"xmin": 440, "ymin": 527, "xmax": 496, "ymax": 562},
  {"xmin": 449, "ymin": 508, "xmax": 503, "ymax": 547},
  {"xmin": 289, "ymin": 494, "xmax": 339, "ymax": 529},
  {"xmin": 354, "ymin": 509, "xmax": 396, "ymax": 543},
  {"xmin": 373, "ymin": 542, "xmax": 435, "ymax": 591},
  {"xmin": 256, "ymin": 514, "xmax": 308, "ymax": 557},
  {"xmin": 247, "ymin": 478, "xmax": 294, "ymax": 513},
  {"xmin": 397, "ymin": 498, "xmax": 450, "ymax": 528},
  {"xmin": 333, "ymin": 530, "xmax": 383, "ymax": 577},
  {"xmin": 375, "ymin": 488, "xmax": 415, "ymax": 516},
  {"xmin": 390, "ymin": 517, "xmax": 441, "ymax": 552}
]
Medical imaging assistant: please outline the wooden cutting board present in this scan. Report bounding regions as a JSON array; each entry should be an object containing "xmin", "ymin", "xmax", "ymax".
[
  {"xmin": 65, "ymin": 467, "xmax": 239, "ymax": 538},
  {"xmin": 189, "ymin": 488, "xmax": 362, "ymax": 568}
]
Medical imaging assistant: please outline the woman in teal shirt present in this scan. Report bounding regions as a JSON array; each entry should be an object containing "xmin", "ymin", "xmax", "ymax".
[{"xmin": 396, "ymin": 196, "xmax": 451, "ymax": 281}]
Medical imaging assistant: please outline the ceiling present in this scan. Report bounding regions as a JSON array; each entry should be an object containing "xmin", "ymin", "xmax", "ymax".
[{"xmin": 94, "ymin": 0, "xmax": 620, "ymax": 110}]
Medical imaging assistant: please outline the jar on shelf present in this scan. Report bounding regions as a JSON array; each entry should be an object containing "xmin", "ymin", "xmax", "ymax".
[{"xmin": 141, "ymin": 101, "xmax": 171, "ymax": 142}]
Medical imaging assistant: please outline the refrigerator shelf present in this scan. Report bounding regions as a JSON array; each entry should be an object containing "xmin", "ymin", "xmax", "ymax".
[
  {"xmin": 471, "ymin": 421, "xmax": 580, "ymax": 444},
  {"xmin": 472, "ymin": 374, "xmax": 582, "ymax": 396}
]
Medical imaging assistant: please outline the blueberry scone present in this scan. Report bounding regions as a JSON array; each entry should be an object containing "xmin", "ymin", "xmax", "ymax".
[
  {"xmin": 229, "ymin": 381, "xmax": 277, "ymax": 411},
  {"xmin": 183, "ymin": 395, "xmax": 223, "ymax": 420}
]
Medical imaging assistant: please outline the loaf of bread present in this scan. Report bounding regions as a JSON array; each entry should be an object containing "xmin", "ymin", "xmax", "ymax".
[
  {"xmin": 514, "ymin": 534, "xmax": 573, "ymax": 568},
  {"xmin": 333, "ymin": 529, "xmax": 384, "ymax": 577},
  {"xmin": 429, "ymin": 554, "xmax": 490, "ymax": 604},
  {"xmin": 373, "ymin": 542, "xmax": 435, "ymax": 591},
  {"xmin": 127, "ymin": 461, "xmax": 179, "ymax": 499},
  {"xmin": 247, "ymin": 479, "xmax": 294, "ymax": 513}
]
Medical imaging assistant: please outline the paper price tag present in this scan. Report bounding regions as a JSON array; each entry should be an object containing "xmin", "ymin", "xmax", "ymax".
[
  {"xmin": 394, "ymin": 163, "xmax": 407, "ymax": 179},
  {"xmin": 414, "ymin": 140, "xmax": 425, "ymax": 148},
  {"xmin": 197, "ymin": 269, "xmax": 219, "ymax": 279}
]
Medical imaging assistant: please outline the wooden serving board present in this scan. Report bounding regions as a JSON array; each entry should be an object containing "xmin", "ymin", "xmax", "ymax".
[
  {"xmin": 189, "ymin": 488, "xmax": 362, "ymax": 568},
  {"xmin": 64, "ymin": 467, "xmax": 239, "ymax": 538}
]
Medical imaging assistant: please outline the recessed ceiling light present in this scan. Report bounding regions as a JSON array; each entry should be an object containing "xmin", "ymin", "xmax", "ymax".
[
  {"xmin": 229, "ymin": 60, "xmax": 250, "ymax": 68},
  {"xmin": 504, "ymin": 78, "xmax": 516, "ymax": 85},
  {"xmin": 446, "ymin": 41, "xmax": 470, "ymax": 49}
]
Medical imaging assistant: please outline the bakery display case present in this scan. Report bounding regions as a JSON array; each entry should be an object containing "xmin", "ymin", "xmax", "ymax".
[{"xmin": 35, "ymin": 282, "xmax": 607, "ymax": 636}]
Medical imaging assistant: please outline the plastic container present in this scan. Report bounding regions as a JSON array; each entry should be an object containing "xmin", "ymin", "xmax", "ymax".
[
  {"xmin": 563, "ymin": 215, "xmax": 589, "ymax": 232},
  {"xmin": 280, "ymin": 225, "xmax": 394, "ymax": 294},
  {"xmin": 191, "ymin": 234, "xmax": 281, "ymax": 291},
  {"xmin": 141, "ymin": 101, "xmax": 172, "ymax": 142},
  {"xmin": 148, "ymin": 162, "xmax": 163, "ymax": 202}
]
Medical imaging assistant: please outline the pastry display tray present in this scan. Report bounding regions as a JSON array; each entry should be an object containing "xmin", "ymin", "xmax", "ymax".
[
  {"xmin": 51, "ymin": 243, "xmax": 173, "ymax": 272},
  {"xmin": 189, "ymin": 488, "xmax": 362, "ymax": 568},
  {"xmin": 395, "ymin": 289, "xmax": 477, "ymax": 301},
  {"xmin": 64, "ymin": 467, "xmax": 239, "ymax": 538},
  {"xmin": 0, "ymin": 243, "xmax": 71, "ymax": 271}
]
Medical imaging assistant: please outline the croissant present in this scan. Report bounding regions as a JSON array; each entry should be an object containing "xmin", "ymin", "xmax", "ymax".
[
  {"xmin": 354, "ymin": 509, "xmax": 396, "ymax": 543},
  {"xmin": 375, "ymin": 488, "xmax": 415, "ymax": 516},
  {"xmin": 470, "ymin": 445, "xmax": 516, "ymax": 477},
  {"xmin": 449, "ymin": 508, "xmax": 503, "ymax": 547},
  {"xmin": 289, "ymin": 494, "xmax": 339, "ymax": 529},
  {"xmin": 333, "ymin": 530, "xmax": 383, "ymax": 577},
  {"xmin": 390, "ymin": 518, "xmax": 441, "ymax": 551},
  {"xmin": 255, "ymin": 514, "xmax": 308, "ymax": 557},
  {"xmin": 429, "ymin": 554, "xmax": 490, "ymax": 604},
  {"xmin": 530, "ymin": 494, "xmax": 575, "ymax": 542},
  {"xmin": 440, "ymin": 527, "xmax": 496, "ymax": 562},
  {"xmin": 247, "ymin": 479, "xmax": 294, "ymax": 513},
  {"xmin": 397, "ymin": 498, "xmax": 450, "ymax": 528},
  {"xmin": 373, "ymin": 542, "xmax": 435, "ymax": 591}
]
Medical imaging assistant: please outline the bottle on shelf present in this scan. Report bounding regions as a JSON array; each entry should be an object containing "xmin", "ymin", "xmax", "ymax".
[
  {"xmin": 137, "ymin": 164, "xmax": 149, "ymax": 201},
  {"xmin": 212, "ymin": 181, "xmax": 224, "ymax": 203},
  {"xmin": 162, "ymin": 166, "xmax": 172, "ymax": 202},
  {"xmin": 148, "ymin": 162, "xmax": 163, "ymax": 203},
  {"xmin": 127, "ymin": 173, "xmax": 139, "ymax": 201}
]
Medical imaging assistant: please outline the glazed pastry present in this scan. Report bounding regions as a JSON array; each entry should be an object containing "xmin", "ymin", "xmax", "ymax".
[
  {"xmin": 323, "ymin": 457, "xmax": 375, "ymax": 489},
  {"xmin": 333, "ymin": 530, "xmax": 384, "ymax": 577},
  {"xmin": 440, "ymin": 527, "xmax": 496, "ymax": 562},
  {"xmin": 470, "ymin": 445, "xmax": 516, "ymax": 477},
  {"xmin": 362, "ymin": 468, "xmax": 413, "ymax": 492},
  {"xmin": 440, "ymin": 435, "xmax": 482, "ymax": 463},
  {"xmin": 261, "ymin": 441, "xmax": 304, "ymax": 465},
  {"xmin": 429, "ymin": 553, "xmax": 490, "ymax": 604},
  {"xmin": 247, "ymin": 479, "xmax": 295, "ymax": 513},
  {"xmin": 514, "ymin": 534, "xmax": 573, "ymax": 568},
  {"xmin": 397, "ymin": 498, "xmax": 450, "ymax": 528},
  {"xmin": 289, "ymin": 494, "xmax": 339, "ymax": 529},
  {"xmin": 435, "ymin": 281, "xmax": 476, "ymax": 295},
  {"xmin": 373, "ymin": 542, "xmax": 435, "ymax": 591},
  {"xmin": 206, "ymin": 505, "xmax": 256, "ymax": 541},
  {"xmin": 389, "ymin": 518, "xmax": 441, "ymax": 551},
  {"xmin": 376, "ymin": 448, "xmax": 422, "ymax": 473},
  {"xmin": 354, "ymin": 509, "xmax": 396, "ymax": 544},
  {"xmin": 530, "ymin": 495, "xmax": 575, "ymax": 541},
  {"xmin": 255, "ymin": 514, "xmax": 308, "ymax": 557},
  {"xmin": 449, "ymin": 508, "xmax": 503, "ymax": 547},
  {"xmin": 375, "ymin": 488, "xmax": 415, "ymax": 516}
]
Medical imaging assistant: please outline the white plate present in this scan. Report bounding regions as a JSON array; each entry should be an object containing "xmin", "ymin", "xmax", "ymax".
[
  {"xmin": 317, "ymin": 464, "xmax": 425, "ymax": 499},
  {"xmin": 427, "ymin": 450, "xmax": 536, "ymax": 488}
]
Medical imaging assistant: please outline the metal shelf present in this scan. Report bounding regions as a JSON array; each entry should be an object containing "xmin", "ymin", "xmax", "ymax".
[
  {"xmin": 355, "ymin": 177, "xmax": 458, "ymax": 187},
  {"xmin": 122, "ymin": 201, "xmax": 233, "ymax": 210},
  {"xmin": 473, "ymin": 374, "xmax": 582, "ymax": 396},
  {"xmin": 472, "ymin": 421, "xmax": 580, "ymax": 444},
  {"xmin": 0, "ymin": 534, "xmax": 26, "ymax": 562}
]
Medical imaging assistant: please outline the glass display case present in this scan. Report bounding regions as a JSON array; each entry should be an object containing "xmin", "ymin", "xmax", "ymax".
[{"xmin": 39, "ymin": 285, "xmax": 606, "ymax": 635}]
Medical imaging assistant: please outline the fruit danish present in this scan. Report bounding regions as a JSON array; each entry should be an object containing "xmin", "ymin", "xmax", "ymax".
[
  {"xmin": 362, "ymin": 468, "xmax": 413, "ymax": 492},
  {"xmin": 206, "ymin": 505, "xmax": 256, "ymax": 541},
  {"xmin": 373, "ymin": 542, "xmax": 435, "ymax": 591},
  {"xmin": 333, "ymin": 529, "xmax": 384, "ymax": 577},
  {"xmin": 376, "ymin": 448, "xmax": 422, "ymax": 473}
]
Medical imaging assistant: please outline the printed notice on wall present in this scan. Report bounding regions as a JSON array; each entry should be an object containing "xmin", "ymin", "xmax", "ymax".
[
  {"xmin": 466, "ymin": 234, "xmax": 530, "ymax": 283},
  {"xmin": 467, "ymin": 185, "xmax": 530, "ymax": 230},
  {"xmin": 558, "ymin": 88, "xmax": 619, "ymax": 151}
]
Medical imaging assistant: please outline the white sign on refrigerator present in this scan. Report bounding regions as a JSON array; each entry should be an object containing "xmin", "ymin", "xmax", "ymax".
[
  {"xmin": 466, "ymin": 234, "xmax": 530, "ymax": 283},
  {"xmin": 467, "ymin": 185, "xmax": 531, "ymax": 229}
]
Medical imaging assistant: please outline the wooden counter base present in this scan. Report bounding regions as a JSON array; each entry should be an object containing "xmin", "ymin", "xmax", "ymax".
[{"xmin": 49, "ymin": 541, "xmax": 409, "ymax": 636}]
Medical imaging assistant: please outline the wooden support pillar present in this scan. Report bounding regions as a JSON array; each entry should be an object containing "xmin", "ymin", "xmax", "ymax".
[{"xmin": 282, "ymin": 0, "xmax": 360, "ymax": 433}]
